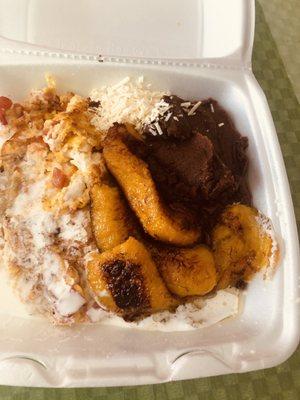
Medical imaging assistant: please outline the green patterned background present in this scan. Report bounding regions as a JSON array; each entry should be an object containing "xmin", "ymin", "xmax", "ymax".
[{"xmin": 1, "ymin": 1, "xmax": 300, "ymax": 398}]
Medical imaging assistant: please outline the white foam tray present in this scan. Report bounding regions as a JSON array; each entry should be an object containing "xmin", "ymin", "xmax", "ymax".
[{"xmin": 0, "ymin": 0, "xmax": 299, "ymax": 387}]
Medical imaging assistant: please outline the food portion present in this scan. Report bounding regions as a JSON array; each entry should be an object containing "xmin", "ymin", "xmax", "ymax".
[
  {"xmin": 142, "ymin": 95, "xmax": 251, "ymax": 231},
  {"xmin": 87, "ymin": 237, "xmax": 178, "ymax": 319},
  {"xmin": 212, "ymin": 204, "xmax": 278, "ymax": 289},
  {"xmin": 0, "ymin": 76, "xmax": 279, "ymax": 328},
  {"xmin": 150, "ymin": 244, "xmax": 217, "ymax": 297},
  {"xmin": 90, "ymin": 181, "xmax": 136, "ymax": 251},
  {"xmin": 103, "ymin": 129, "xmax": 201, "ymax": 246}
]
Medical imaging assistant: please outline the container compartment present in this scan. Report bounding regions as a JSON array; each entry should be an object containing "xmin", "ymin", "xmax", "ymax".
[{"xmin": 0, "ymin": 62, "xmax": 298, "ymax": 386}]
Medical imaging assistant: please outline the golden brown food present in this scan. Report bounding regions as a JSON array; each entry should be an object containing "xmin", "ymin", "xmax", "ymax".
[
  {"xmin": 87, "ymin": 237, "xmax": 179, "ymax": 319},
  {"xmin": 212, "ymin": 204, "xmax": 277, "ymax": 289},
  {"xmin": 150, "ymin": 245, "xmax": 217, "ymax": 297},
  {"xmin": 103, "ymin": 135, "xmax": 201, "ymax": 246},
  {"xmin": 90, "ymin": 182, "xmax": 136, "ymax": 251}
]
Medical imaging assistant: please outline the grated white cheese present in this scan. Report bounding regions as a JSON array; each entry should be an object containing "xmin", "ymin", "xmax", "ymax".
[
  {"xmin": 164, "ymin": 112, "xmax": 172, "ymax": 122},
  {"xmin": 144, "ymin": 98, "xmax": 171, "ymax": 125},
  {"xmin": 188, "ymin": 100, "xmax": 202, "ymax": 116},
  {"xmin": 148, "ymin": 128, "xmax": 157, "ymax": 136},
  {"xmin": 154, "ymin": 122, "xmax": 163, "ymax": 136},
  {"xmin": 90, "ymin": 77, "xmax": 168, "ymax": 132}
]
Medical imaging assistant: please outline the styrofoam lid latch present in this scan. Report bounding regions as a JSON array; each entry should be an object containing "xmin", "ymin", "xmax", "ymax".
[{"xmin": 0, "ymin": 0, "xmax": 254, "ymax": 67}]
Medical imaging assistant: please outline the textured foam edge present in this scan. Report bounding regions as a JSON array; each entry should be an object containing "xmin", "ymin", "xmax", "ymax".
[
  {"xmin": 256, "ymin": 212, "xmax": 280, "ymax": 280},
  {"xmin": 0, "ymin": 48, "xmax": 252, "ymax": 71}
]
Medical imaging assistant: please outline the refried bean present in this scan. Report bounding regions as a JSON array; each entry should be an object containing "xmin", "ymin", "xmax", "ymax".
[{"xmin": 141, "ymin": 95, "xmax": 251, "ymax": 235}]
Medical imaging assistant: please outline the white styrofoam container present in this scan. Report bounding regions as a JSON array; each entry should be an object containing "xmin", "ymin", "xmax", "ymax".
[{"xmin": 0, "ymin": 0, "xmax": 299, "ymax": 387}]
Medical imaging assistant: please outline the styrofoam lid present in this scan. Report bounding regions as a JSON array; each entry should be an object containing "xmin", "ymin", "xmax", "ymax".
[{"xmin": 0, "ymin": 0, "xmax": 254, "ymax": 65}]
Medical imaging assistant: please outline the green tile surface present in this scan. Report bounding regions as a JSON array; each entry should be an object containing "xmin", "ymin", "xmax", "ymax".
[
  {"xmin": 260, "ymin": 0, "xmax": 300, "ymax": 102},
  {"xmin": 1, "ymin": 1, "xmax": 300, "ymax": 398}
]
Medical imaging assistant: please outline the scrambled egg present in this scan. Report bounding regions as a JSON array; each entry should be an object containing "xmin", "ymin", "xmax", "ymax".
[{"xmin": 0, "ymin": 78, "xmax": 104, "ymax": 324}]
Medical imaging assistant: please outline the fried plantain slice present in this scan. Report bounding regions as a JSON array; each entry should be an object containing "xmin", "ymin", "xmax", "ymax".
[
  {"xmin": 103, "ymin": 135, "xmax": 201, "ymax": 246},
  {"xmin": 212, "ymin": 204, "xmax": 278, "ymax": 289},
  {"xmin": 87, "ymin": 237, "xmax": 179, "ymax": 319},
  {"xmin": 90, "ymin": 182, "xmax": 136, "ymax": 251},
  {"xmin": 150, "ymin": 244, "xmax": 217, "ymax": 297}
]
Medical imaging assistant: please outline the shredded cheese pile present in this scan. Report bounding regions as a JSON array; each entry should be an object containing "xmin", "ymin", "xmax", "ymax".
[{"xmin": 89, "ymin": 76, "xmax": 169, "ymax": 132}]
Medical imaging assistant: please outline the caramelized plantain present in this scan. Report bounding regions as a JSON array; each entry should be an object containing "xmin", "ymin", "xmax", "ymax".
[
  {"xmin": 90, "ymin": 182, "xmax": 136, "ymax": 251},
  {"xmin": 150, "ymin": 244, "xmax": 217, "ymax": 297},
  {"xmin": 87, "ymin": 237, "xmax": 178, "ymax": 319},
  {"xmin": 212, "ymin": 204, "xmax": 277, "ymax": 289},
  {"xmin": 103, "ymin": 135, "xmax": 200, "ymax": 246}
]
